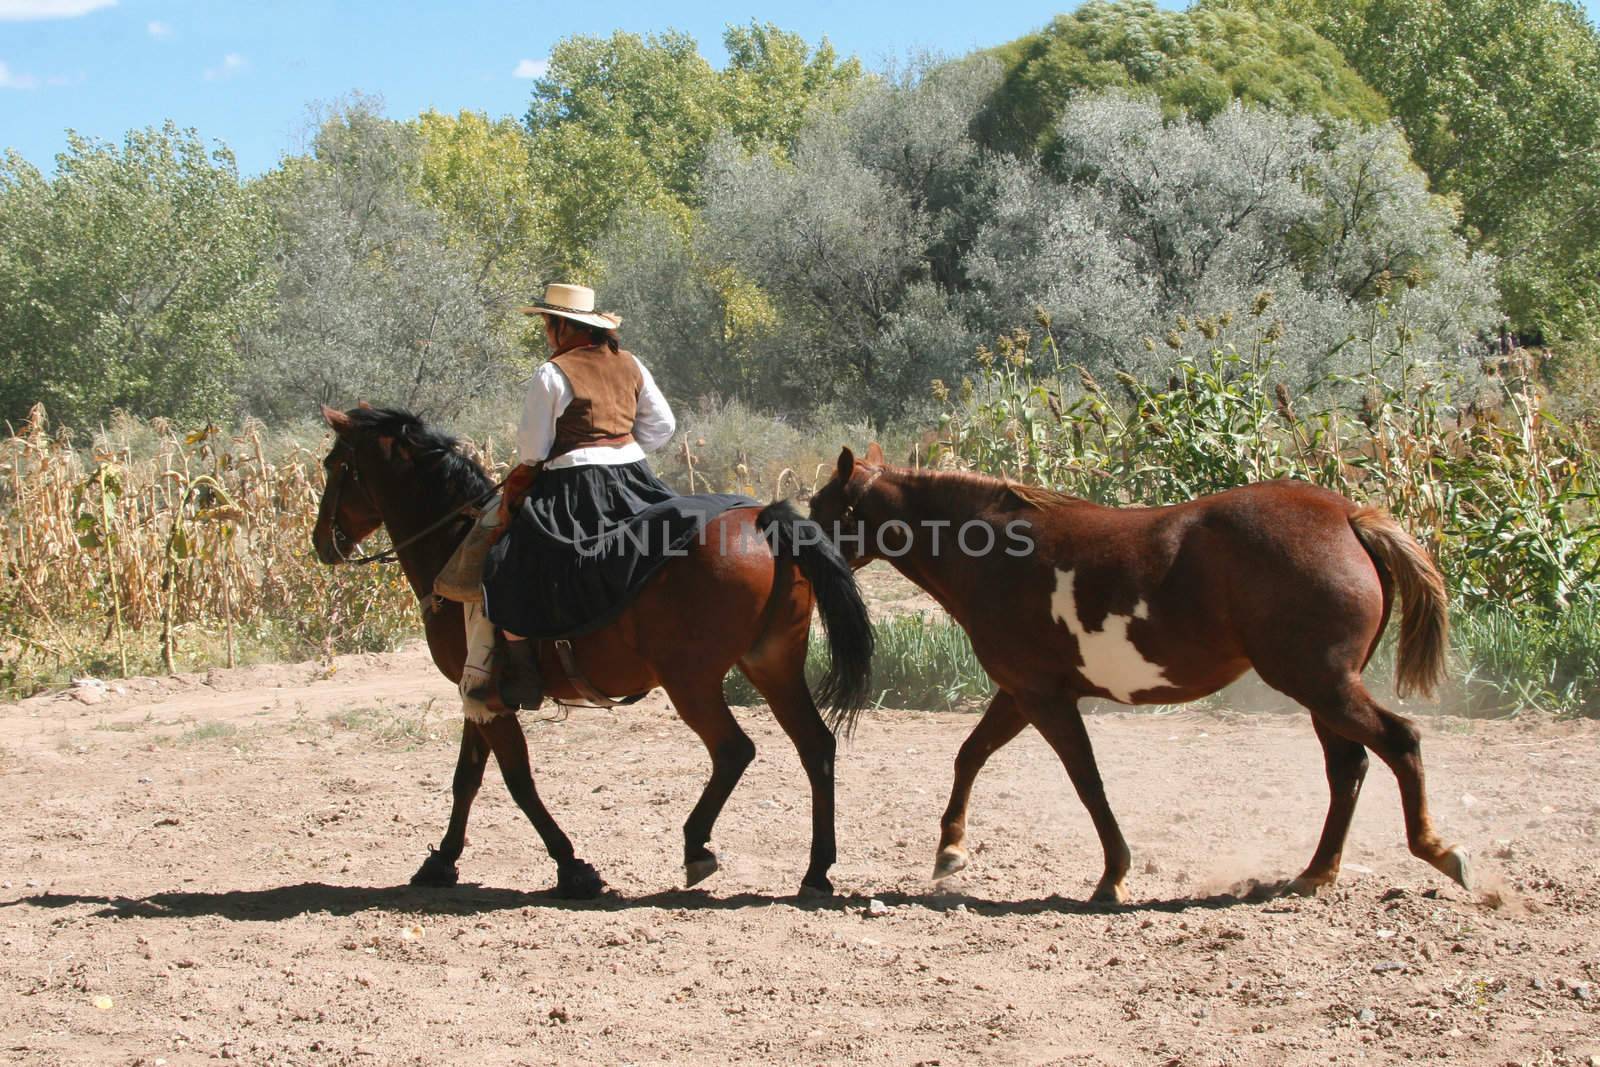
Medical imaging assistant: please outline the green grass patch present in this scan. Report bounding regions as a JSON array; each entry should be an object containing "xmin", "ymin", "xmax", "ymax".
[
  {"xmin": 91, "ymin": 719, "xmax": 142, "ymax": 733},
  {"xmin": 1452, "ymin": 599, "xmax": 1600, "ymax": 717},
  {"xmin": 725, "ymin": 613, "xmax": 990, "ymax": 711},
  {"xmin": 168, "ymin": 721, "xmax": 242, "ymax": 746}
]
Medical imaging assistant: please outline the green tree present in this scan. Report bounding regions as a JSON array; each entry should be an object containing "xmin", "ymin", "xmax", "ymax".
[
  {"xmin": 981, "ymin": 0, "xmax": 1389, "ymax": 158},
  {"xmin": 525, "ymin": 24, "xmax": 863, "ymax": 271},
  {"xmin": 524, "ymin": 29, "xmax": 720, "ymax": 270},
  {"xmin": 720, "ymin": 22, "xmax": 863, "ymax": 154},
  {"xmin": 1243, "ymin": 0, "xmax": 1600, "ymax": 341},
  {"xmin": 967, "ymin": 91, "xmax": 1498, "ymax": 389},
  {"xmin": 597, "ymin": 206, "xmax": 779, "ymax": 404},
  {"xmin": 412, "ymin": 109, "xmax": 556, "ymax": 296},
  {"xmin": 699, "ymin": 61, "xmax": 1000, "ymax": 426},
  {"xmin": 0, "ymin": 124, "xmax": 274, "ymax": 429},
  {"xmin": 239, "ymin": 99, "xmax": 525, "ymax": 421}
]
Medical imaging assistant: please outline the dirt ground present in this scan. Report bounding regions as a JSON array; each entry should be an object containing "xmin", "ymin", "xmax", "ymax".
[{"xmin": 3, "ymin": 635, "xmax": 1599, "ymax": 1065}]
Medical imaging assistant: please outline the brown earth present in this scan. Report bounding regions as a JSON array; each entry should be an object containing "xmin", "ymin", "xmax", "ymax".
[{"xmin": 2, "ymin": 637, "xmax": 1599, "ymax": 1065}]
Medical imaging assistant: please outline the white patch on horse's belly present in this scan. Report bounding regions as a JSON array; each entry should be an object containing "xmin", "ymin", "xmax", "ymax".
[{"xmin": 1050, "ymin": 568, "xmax": 1171, "ymax": 703}]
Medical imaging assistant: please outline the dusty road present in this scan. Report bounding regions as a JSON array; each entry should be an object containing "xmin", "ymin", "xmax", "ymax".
[{"xmin": 2, "ymin": 643, "xmax": 1598, "ymax": 1065}]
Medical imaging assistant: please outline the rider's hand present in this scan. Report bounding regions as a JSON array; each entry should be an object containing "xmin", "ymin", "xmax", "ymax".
[{"xmin": 493, "ymin": 462, "xmax": 541, "ymax": 539}]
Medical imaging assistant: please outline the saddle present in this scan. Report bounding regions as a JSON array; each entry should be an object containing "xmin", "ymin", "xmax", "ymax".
[
  {"xmin": 470, "ymin": 631, "xmax": 649, "ymax": 711},
  {"xmin": 440, "ymin": 501, "xmax": 648, "ymax": 710}
]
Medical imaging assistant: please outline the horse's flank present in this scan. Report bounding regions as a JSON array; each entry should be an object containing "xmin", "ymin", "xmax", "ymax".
[{"xmin": 893, "ymin": 465, "xmax": 1447, "ymax": 700}]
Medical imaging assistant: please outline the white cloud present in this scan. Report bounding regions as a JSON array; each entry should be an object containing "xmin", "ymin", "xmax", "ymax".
[
  {"xmin": 512, "ymin": 57, "xmax": 548, "ymax": 79},
  {"xmin": 203, "ymin": 52, "xmax": 247, "ymax": 81},
  {"xmin": 0, "ymin": 0, "xmax": 116, "ymax": 20},
  {"xmin": 146, "ymin": 19, "xmax": 171, "ymax": 38},
  {"xmin": 0, "ymin": 61, "xmax": 40, "ymax": 89}
]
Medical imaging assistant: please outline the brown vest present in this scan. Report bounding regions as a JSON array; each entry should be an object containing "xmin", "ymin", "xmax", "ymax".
[{"xmin": 548, "ymin": 345, "xmax": 643, "ymax": 459}]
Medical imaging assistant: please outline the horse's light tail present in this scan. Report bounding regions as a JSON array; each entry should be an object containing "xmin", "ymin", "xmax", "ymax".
[
  {"xmin": 756, "ymin": 501, "xmax": 874, "ymax": 736},
  {"xmin": 1349, "ymin": 507, "xmax": 1449, "ymax": 699}
]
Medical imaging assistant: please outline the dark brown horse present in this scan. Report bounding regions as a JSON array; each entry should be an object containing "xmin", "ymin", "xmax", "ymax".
[
  {"xmin": 312, "ymin": 406, "xmax": 872, "ymax": 897},
  {"xmin": 809, "ymin": 445, "xmax": 1468, "ymax": 903}
]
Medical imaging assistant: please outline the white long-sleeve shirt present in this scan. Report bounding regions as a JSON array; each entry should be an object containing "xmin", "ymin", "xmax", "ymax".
[{"xmin": 515, "ymin": 353, "xmax": 677, "ymax": 469}]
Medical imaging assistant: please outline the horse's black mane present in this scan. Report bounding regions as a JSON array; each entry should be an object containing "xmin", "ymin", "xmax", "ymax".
[{"xmin": 344, "ymin": 406, "xmax": 494, "ymax": 501}]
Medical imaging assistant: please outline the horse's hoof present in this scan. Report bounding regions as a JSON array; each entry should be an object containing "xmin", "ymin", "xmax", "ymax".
[
  {"xmin": 1439, "ymin": 846, "xmax": 1472, "ymax": 891},
  {"xmin": 798, "ymin": 876, "xmax": 833, "ymax": 899},
  {"xmin": 684, "ymin": 855, "xmax": 719, "ymax": 888},
  {"xmin": 554, "ymin": 859, "xmax": 604, "ymax": 900},
  {"xmin": 931, "ymin": 847, "xmax": 968, "ymax": 882},
  {"xmin": 410, "ymin": 851, "xmax": 459, "ymax": 887},
  {"xmin": 1089, "ymin": 880, "xmax": 1129, "ymax": 905},
  {"xmin": 1284, "ymin": 875, "xmax": 1334, "ymax": 898}
]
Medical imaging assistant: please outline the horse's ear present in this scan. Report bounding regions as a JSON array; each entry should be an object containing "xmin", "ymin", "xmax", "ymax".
[
  {"xmin": 321, "ymin": 404, "xmax": 351, "ymax": 432},
  {"xmin": 866, "ymin": 442, "xmax": 886, "ymax": 466},
  {"xmin": 836, "ymin": 447, "xmax": 855, "ymax": 480}
]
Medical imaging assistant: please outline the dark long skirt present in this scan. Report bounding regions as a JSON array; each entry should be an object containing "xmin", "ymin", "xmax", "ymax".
[{"xmin": 482, "ymin": 460, "xmax": 754, "ymax": 640}]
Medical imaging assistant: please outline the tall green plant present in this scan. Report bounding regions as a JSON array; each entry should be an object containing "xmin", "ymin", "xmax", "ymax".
[{"xmin": 936, "ymin": 315, "xmax": 1600, "ymax": 614}]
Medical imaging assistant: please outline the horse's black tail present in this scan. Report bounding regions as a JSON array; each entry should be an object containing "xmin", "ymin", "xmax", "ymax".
[{"xmin": 756, "ymin": 500, "xmax": 874, "ymax": 736}]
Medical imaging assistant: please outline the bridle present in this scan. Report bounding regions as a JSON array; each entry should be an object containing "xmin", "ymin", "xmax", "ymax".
[
  {"xmin": 322, "ymin": 439, "xmax": 504, "ymax": 567},
  {"xmin": 322, "ymin": 441, "xmax": 385, "ymax": 563},
  {"xmin": 838, "ymin": 466, "xmax": 885, "ymax": 525}
]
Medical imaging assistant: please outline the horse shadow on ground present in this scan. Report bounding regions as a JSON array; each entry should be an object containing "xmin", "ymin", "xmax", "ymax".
[{"xmin": 0, "ymin": 878, "xmax": 1301, "ymax": 923}]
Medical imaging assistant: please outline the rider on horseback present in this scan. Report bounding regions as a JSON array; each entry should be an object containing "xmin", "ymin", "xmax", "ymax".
[{"xmin": 458, "ymin": 283, "xmax": 676, "ymax": 711}]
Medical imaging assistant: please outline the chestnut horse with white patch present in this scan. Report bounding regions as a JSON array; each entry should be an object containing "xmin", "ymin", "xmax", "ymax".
[
  {"xmin": 312, "ymin": 406, "xmax": 873, "ymax": 898},
  {"xmin": 809, "ymin": 445, "xmax": 1469, "ymax": 902}
]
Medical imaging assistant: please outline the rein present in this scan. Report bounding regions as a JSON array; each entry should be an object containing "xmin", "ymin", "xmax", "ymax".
[{"xmin": 326, "ymin": 442, "xmax": 507, "ymax": 567}]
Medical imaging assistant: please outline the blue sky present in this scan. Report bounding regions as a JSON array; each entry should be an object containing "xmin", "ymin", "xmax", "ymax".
[{"xmin": 4, "ymin": 0, "xmax": 1599, "ymax": 176}]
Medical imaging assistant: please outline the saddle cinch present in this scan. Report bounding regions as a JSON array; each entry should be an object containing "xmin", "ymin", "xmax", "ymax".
[{"xmin": 435, "ymin": 496, "xmax": 647, "ymax": 709}]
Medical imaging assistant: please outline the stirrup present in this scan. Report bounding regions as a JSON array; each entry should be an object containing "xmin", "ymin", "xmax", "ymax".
[{"xmin": 497, "ymin": 639, "xmax": 544, "ymax": 710}]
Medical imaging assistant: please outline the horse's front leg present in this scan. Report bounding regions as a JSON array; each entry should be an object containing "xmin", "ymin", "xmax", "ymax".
[
  {"xmin": 412, "ymin": 719, "xmax": 489, "ymax": 886},
  {"xmin": 934, "ymin": 690, "xmax": 1027, "ymax": 881},
  {"xmin": 477, "ymin": 712, "xmax": 604, "ymax": 898}
]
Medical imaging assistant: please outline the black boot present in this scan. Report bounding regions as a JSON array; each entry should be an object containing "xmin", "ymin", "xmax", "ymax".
[{"xmin": 497, "ymin": 637, "xmax": 544, "ymax": 710}]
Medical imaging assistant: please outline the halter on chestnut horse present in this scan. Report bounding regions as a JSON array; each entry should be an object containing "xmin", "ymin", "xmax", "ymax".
[
  {"xmin": 313, "ymin": 405, "xmax": 872, "ymax": 898},
  {"xmin": 810, "ymin": 445, "xmax": 1468, "ymax": 902}
]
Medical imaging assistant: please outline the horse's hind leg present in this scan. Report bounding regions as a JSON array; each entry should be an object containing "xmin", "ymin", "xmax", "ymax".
[
  {"xmin": 1286, "ymin": 718, "xmax": 1369, "ymax": 895},
  {"xmin": 411, "ymin": 721, "xmax": 490, "ymax": 886},
  {"xmin": 737, "ymin": 654, "xmax": 838, "ymax": 896},
  {"xmin": 664, "ymin": 676, "xmax": 756, "ymax": 889},
  {"xmin": 1307, "ymin": 677, "xmax": 1469, "ymax": 890},
  {"xmin": 478, "ymin": 713, "xmax": 604, "ymax": 899},
  {"xmin": 1021, "ymin": 696, "xmax": 1132, "ymax": 904},
  {"xmin": 933, "ymin": 691, "xmax": 1026, "ymax": 881}
]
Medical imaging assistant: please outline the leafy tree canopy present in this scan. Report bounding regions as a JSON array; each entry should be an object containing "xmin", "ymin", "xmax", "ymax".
[
  {"xmin": 1241, "ymin": 0, "xmax": 1600, "ymax": 342},
  {"xmin": 0, "ymin": 124, "xmax": 274, "ymax": 429},
  {"xmin": 981, "ymin": 0, "xmax": 1389, "ymax": 158},
  {"xmin": 412, "ymin": 109, "xmax": 555, "ymax": 298},
  {"xmin": 239, "ymin": 99, "xmax": 524, "ymax": 422},
  {"xmin": 969, "ymin": 91, "xmax": 1497, "ymax": 389},
  {"xmin": 524, "ymin": 23, "xmax": 862, "ymax": 271}
]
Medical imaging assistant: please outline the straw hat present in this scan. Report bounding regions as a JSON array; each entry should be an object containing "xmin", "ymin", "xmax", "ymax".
[{"xmin": 518, "ymin": 283, "xmax": 623, "ymax": 330}]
